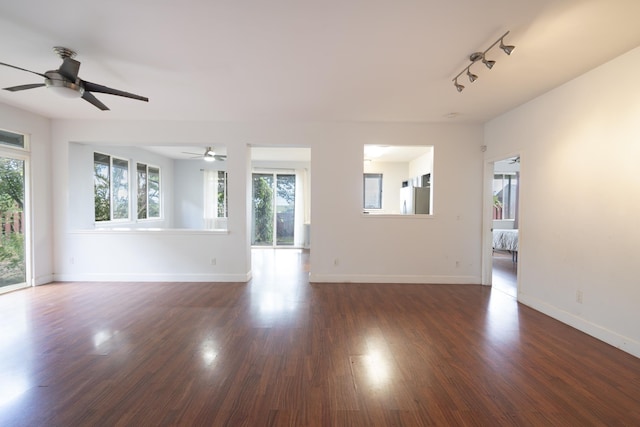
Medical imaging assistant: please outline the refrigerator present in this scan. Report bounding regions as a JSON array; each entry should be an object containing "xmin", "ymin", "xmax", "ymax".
[{"xmin": 400, "ymin": 186, "xmax": 431, "ymax": 215}]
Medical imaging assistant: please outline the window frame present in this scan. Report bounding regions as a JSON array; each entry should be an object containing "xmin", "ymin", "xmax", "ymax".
[
  {"xmin": 0, "ymin": 129, "xmax": 27, "ymax": 150},
  {"xmin": 363, "ymin": 173, "xmax": 383, "ymax": 210},
  {"xmin": 136, "ymin": 162, "xmax": 162, "ymax": 220},
  {"xmin": 94, "ymin": 152, "xmax": 130, "ymax": 223},
  {"xmin": 217, "ymin": 170, "xmax": 228, "ymax": 218},
  {"xmin": 493, "ymin": 172, "xmax": 518, "ymax": 220}
]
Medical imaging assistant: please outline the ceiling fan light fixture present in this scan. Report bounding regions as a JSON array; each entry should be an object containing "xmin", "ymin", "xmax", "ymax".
[
  {"xmin": 203, "ymin": 146, "xmax": 216, "ymax": 161},
  {"xmin": 44, "ymin": 72, "xmax": 84, "ymax": 98}
]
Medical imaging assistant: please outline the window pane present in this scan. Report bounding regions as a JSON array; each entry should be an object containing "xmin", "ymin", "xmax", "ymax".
[
  {"xmin": 506, "ymin": 175, "xmax": 518, "ymax": 220},
  {"xmin": 217, "ymin": 171, "xmax": 227, "ymax": 218},
  {"xmin": 0, "ymin": 129, "xmax": 25, "ymax": 149},
  {"xmin": 493, "ymin": 173, "xmax": 517, "ymax": 220},
  {"xmin": 137, "ymin": 163, "xmax": 147, "ymax": 219},
  {"xmin": 112, "ymin": 158, "xmax": 129, "ymax": 220},
  {"xmin": 276, "ymin": 174, "xmax": 295, "ymax": 245},
  {"xmin": 363, "ymin": 173, "xmax": 382, "ymax": 209},
  {"xmin": 0, "ymin": 157, "xmax": 26, "ymax": 287},
  {"xmin": 147, "ymin": 167, "xmax": 160, "ymax": 218},
  {"xmin": 94, "ymin": 153, "xmax": 111, "ymax": 221},
  {"xmin": 252, "ymin": 174, "xmax": 274, "ymax": 246}
]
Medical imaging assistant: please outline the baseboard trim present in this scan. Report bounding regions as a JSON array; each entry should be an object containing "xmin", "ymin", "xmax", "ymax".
[
  {"xmin": 52, "ymin": 271, "xmax": 252, "ymax": 283},
  {"xmin": 519, "ymin": 293, "xmax": 640, "ymax": 359},
  {"xmin": 33, "ymin": 274, "xmax": 55, "ymax": 286},
  {"xmin": 308, "ymin": 273, "xmax": 481, "ymax": 285}
]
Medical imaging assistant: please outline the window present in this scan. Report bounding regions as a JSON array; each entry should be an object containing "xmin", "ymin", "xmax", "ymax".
[
  {"xmin": 493, "ymin": 173, "xmax": 518, "ymax": 220},
  {"xmin": 363, "ymin": 173, "xmax": 383, "ymax": 210},
  {"xmin": 0, "ymin": 129, "xmax": 25, "ymax": 149},
  {"xmin": 94, "ymin": 153, "xmax": 129, "ymax": 222},
  {"xmin": 217, "ymin": 171, "xmax": 228, "ymax": 218},
  {"xmin": 204, "ymin": 170, "xmax": 227, "ymax": 229},
  {"xmin": 137, "ymin": 163, "xmax": 161, "ymax": 220}
]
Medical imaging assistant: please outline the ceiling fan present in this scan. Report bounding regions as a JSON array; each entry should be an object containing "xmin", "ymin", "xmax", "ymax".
[
  {"xmin": 182, "ymin": 147, "xmax": 227, "ymax": 162},
  {"xmin": 0, "ymin": 46, "xmax": 148, "ymax": 111}
]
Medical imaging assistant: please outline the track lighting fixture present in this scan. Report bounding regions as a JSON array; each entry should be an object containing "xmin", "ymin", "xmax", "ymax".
[{"xmin": 452, "ymin": 31, "xmax": 515, "ymax": 92}]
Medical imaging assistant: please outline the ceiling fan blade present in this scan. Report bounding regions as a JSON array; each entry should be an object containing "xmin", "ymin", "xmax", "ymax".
[
  {"xmin": 4, "ymin": 83, "xmax": 46, "ymax": 92},
  {"xmin": 214, "ymin": 155, "xmax": 227, "ymax": 161},
  {"xmin": 82, "ymin": 91, "xmax": 109, "ymax": 111},
  {"xmin": 83, "ymin": 80, "xmax": 148, "ymax": 102},
  {"xmin": 58, "ymin": 57, "xmax": 81, "ymax": 81},
  {"xmin": 0, "ymin": 61, "xmax": 47, "ymax": 78}
]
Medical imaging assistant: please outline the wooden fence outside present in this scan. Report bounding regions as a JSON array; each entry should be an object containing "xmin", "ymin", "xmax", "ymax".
[{"xmin": 1, "ymin": 210, "xmax": 23, "ymax": 235}]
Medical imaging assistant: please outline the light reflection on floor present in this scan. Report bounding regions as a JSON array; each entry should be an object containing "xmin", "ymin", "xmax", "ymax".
[
  {"xmin": 0, "ymin": 291, "xmax": 32, "ymax": 408},
  {"xmin": 492, "ymin": 250, "xmax": 517, "ymax": 298},
  {"xmin": 249, "ymin": 248, "xmax": 309, "ymax": 325}
]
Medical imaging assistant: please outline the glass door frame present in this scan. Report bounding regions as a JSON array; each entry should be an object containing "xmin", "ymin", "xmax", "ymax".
[
  {"xmin": 0, "ymin": 134, "xmax": 32, "ymax": 293},
  {"xmin": 251, "ymin": 169, "xmax": 297, "ymax": 248}
]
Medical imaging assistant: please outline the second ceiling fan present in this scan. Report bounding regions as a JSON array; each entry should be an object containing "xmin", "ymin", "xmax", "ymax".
[{"xmin": 182, "ymin": 147, "xmax": 227, "ymax": 162}]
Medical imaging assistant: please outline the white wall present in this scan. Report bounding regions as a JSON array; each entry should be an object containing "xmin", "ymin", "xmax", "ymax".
[
  {"xmin": 484, "ymin": 46, "xmax": 640, "ymax": 357},
  {"xmin": 310, "ymin": 123, "xmax": 483, "ymax": 283},
  {"xmin": 49, "ymin": 120, "xmax": 484, "ymax": 284},
  {"xmin": 0, "ymin": 103, "xmax": 53, "ymax": 285},
  {"xmin": 409, "ymin": 149, "xmax": 434, "ymax": 179}
]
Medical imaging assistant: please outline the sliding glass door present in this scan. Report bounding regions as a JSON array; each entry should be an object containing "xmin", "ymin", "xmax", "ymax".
[
  {"xmin": 251, "ymin": 173, "xmax": 296, "ymax": 246},
  {"xmin": 0, "ymin": 131, "xmax": 27, "ymax": 292}
]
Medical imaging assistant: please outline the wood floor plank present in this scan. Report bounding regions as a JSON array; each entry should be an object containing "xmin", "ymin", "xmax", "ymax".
[{"xmin": 0, "ymin": 249, "xmax": 639, "ymax": 426}]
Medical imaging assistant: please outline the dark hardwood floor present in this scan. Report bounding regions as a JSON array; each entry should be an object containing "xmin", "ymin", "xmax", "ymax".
[
  {"xmin": 1, "ymin": 249, "xmax": 639, "ymax": 426},
  {"xmin": 492, "ymin": 250, "xmax": 517, "ymax": 298}
]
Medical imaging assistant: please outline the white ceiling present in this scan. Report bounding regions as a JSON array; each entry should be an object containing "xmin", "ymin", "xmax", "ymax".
[{"xmin": 1, "ymin": 1, "xmax": 640, "ymax": 124}]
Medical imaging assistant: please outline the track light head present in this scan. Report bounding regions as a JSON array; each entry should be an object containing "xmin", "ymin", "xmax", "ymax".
[
  {"xmin": 454, "ymin": 78, "xmax": 465, "ymax": 92},
  {"xmin": 467, "ymin": 69, "xmax": 478, "ymax": 82},
  {"xmin": 499, "ymin": 38, "xmax": 515, "ymax": 55},
  {"xmin": 482, "ymin": 57, "xmax": 496, "ymax": 69}
]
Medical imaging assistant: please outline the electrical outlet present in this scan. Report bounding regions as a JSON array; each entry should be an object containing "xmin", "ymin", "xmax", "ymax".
[
  {"xmin": 70, "ymin": 257, "xmax": 75, "ymax": 265},
  {"xmin": 333, "ymin": 258, "xmax": 339, "ymax": 266},
  {"xmin": 576, "ymin": 290, "xmax": 584, "ymax": 304},
  {"xmin": 455, "ymin": 261, "xmax": 460, "ymax": 268},
  {"xmin": 210, "ymin": 258, "xmax": 216, "ymax": 266}
]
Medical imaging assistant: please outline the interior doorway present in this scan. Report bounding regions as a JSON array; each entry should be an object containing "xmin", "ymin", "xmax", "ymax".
[
  {"xmin": 250, "ymin": 147, "xmax": 311, "ymax": 249},
  {"xmin": 0, "ymin": 129, "xmax": 30, "ymax": 294},
  {"xmin": 490, "ymin": 156, "xmax": 520, "ymax": 297}
]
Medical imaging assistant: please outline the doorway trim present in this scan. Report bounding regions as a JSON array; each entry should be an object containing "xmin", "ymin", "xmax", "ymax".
[{"xmin": 482, "ymin": 152, "xmax": 521, "ymax": 292}]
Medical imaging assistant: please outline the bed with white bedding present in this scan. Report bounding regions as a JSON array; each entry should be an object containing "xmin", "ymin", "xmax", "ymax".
[{"xmin": 493, "ymin": 229, "xmax": 518, "ymax": 261}]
